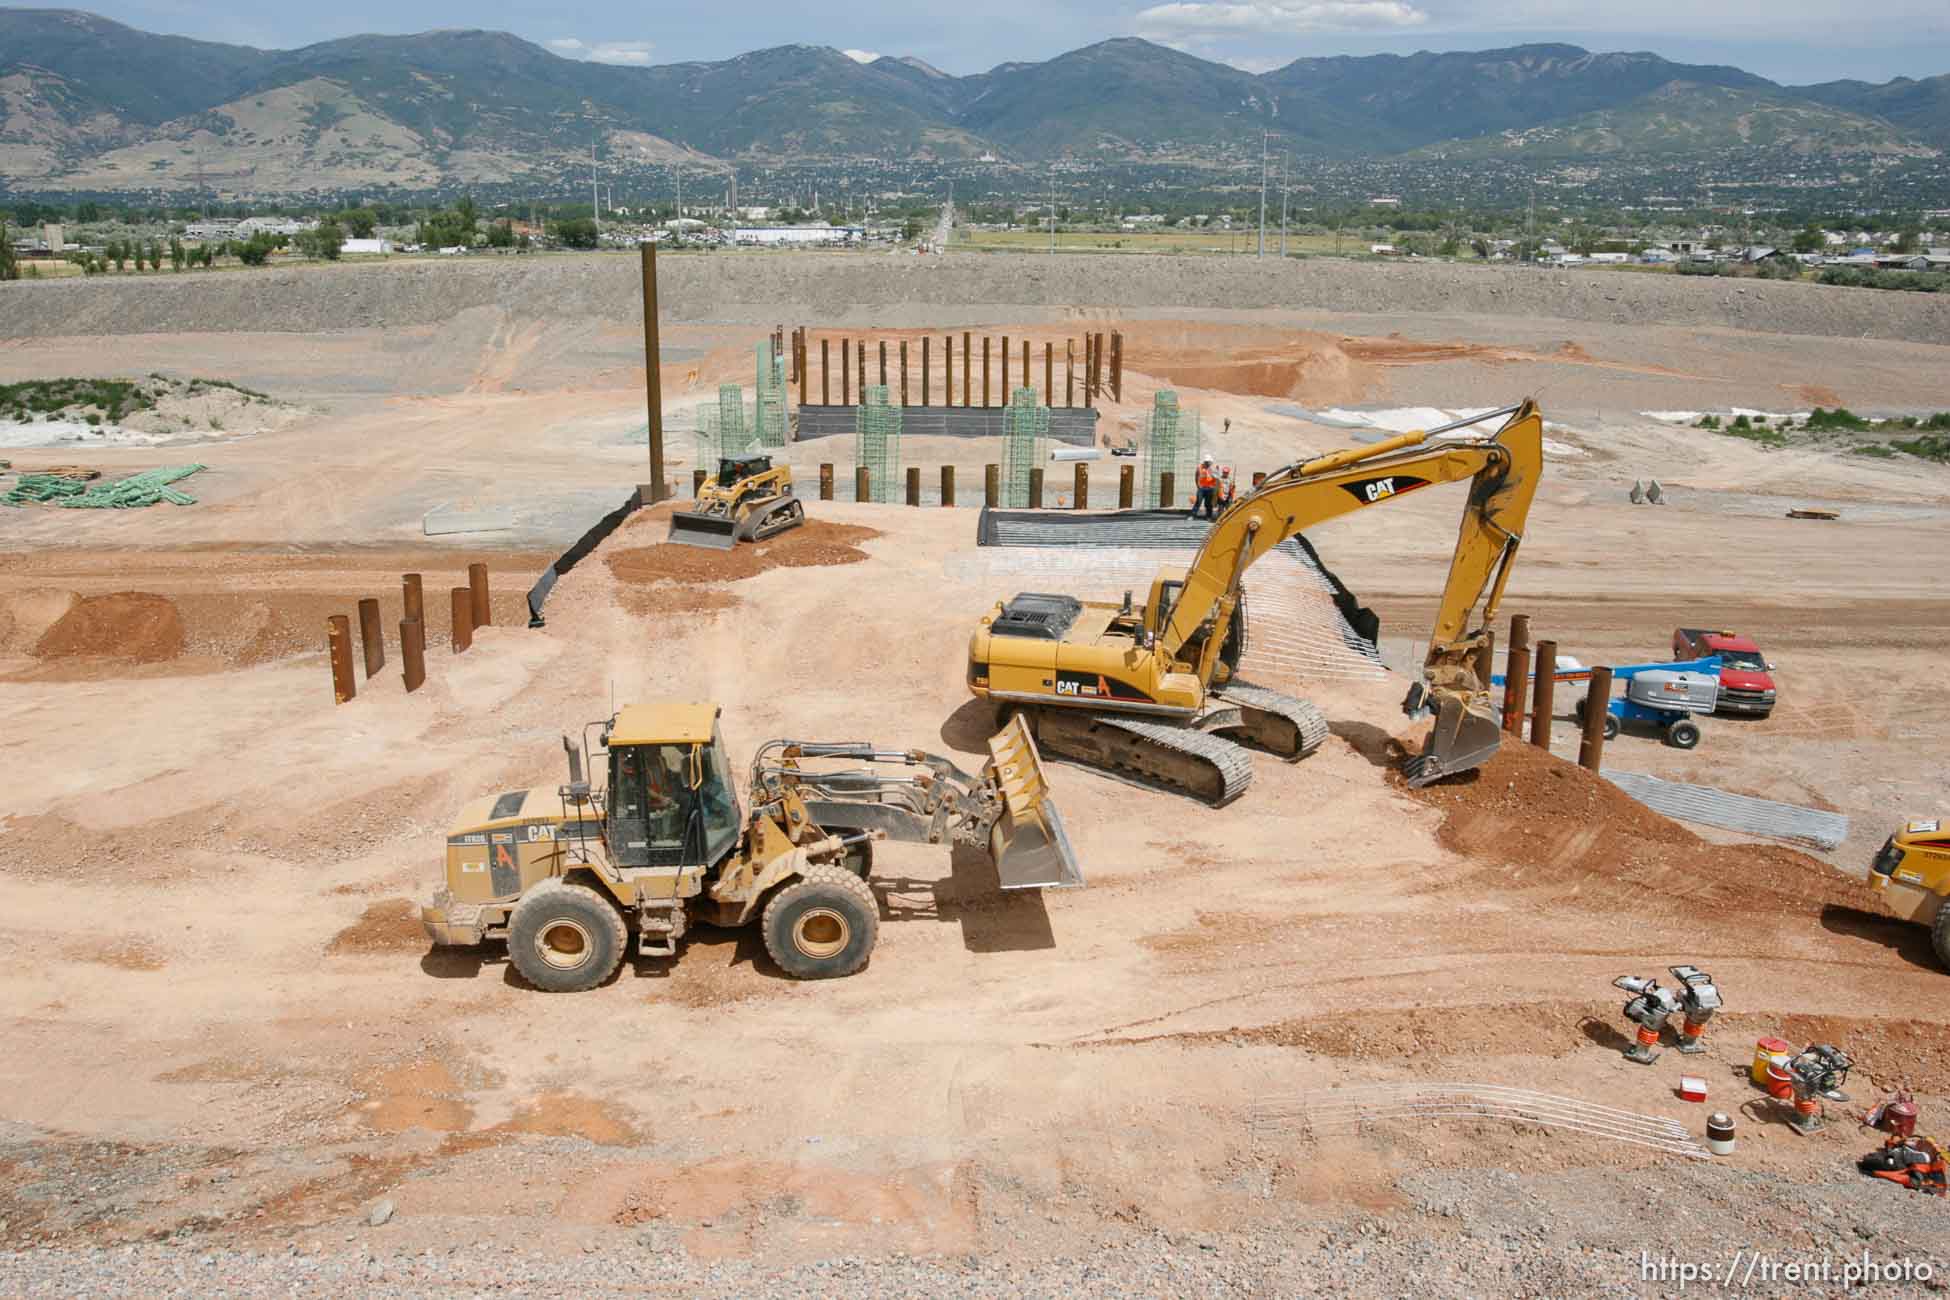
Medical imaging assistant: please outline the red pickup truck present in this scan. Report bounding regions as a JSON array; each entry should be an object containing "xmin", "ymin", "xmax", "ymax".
[{"xmin": 1672, "ymin": 628, "xmax": 1777, "ymax": 717}]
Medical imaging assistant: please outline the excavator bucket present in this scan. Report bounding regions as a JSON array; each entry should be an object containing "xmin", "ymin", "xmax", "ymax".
[
  {"xmin": 666, "ymin": 508, "xmax": 739, "ymax": 551},
  {"xmin": 985, "ymin": 713, "xmax": 1084, "ymax": 889},
  {"xmin": 1401, "ymin": 692, "xmax": 1502, "ymax": 788}
]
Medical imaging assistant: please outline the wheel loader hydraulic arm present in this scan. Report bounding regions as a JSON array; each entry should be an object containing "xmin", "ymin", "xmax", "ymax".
[{"xmin": 1160, "ymin": 400, "xmax": 1544, "ymax": 697}]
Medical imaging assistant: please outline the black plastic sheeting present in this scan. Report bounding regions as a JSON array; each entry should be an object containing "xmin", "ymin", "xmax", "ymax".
[
  {"xmin": 972, "ymin": 506, "xmax": 1380, "ymax": 647},
  {"xmin": 527, "ymin": 488, "xmax": 642, "ymax": 627}
]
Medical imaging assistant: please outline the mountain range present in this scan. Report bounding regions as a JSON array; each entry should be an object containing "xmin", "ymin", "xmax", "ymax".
[{"xmin": 1, "ymin": 7, "xmax": 1945, "ymax": 195}]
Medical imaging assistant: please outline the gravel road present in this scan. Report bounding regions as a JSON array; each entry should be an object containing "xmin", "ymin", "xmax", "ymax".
[{"xmin": 6, "ymin": 250, "xmax": 1947, "ymax": 345}]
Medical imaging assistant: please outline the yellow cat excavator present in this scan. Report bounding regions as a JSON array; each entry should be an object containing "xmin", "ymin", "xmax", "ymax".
[{"xmin": 966, "ymin": 400, "xmax": 1545, "ymax": 803}]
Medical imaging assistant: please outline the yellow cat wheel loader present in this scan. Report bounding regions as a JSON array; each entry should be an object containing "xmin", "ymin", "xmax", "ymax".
[
  {"xmin": 420, "ymin": 700, "xmax": 1080, "ymax": 992},
  {"xmin": 1869, "ymin": 820, "xmax": 1950, "ymax": 971},
  {"xmin": 667, "ymin": 453, "xmax": 805, "ymax": 550},
  {"xmin": 967, "ymin": 400, "xmax": 1545, "ymax": 803}
]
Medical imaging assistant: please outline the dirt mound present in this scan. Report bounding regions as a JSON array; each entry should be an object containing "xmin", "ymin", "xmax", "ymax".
[
  {"xmin": 1398, "ymin": 739, "xmax": 1852, "ymax": 916},
  {"xmin": 33, "ymin": 592, "xmax": 184, "ymax": 663},
  {"xmin": 68, "ymin": 937, "xmax": 169, "ymax": 972},
  {"xmin": 606, "ymin": 513, "xmax": 880, "ymax": 587},
  {"xmin": 327, "ymin": 898, "xmax": 427, "ymax": 954}
]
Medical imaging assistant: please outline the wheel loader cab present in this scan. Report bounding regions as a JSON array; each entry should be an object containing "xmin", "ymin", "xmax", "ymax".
[{"xmin": 603, "ymin": 702, "xmax": 741, "ymax": 870}]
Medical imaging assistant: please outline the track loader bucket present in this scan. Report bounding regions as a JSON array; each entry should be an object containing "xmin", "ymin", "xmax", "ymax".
[
  {"xmin": 666, "ymin": 509, "xmax": 739, "ymax": 551},
  {"xmin": 985, "ymin": 713, "xmax": 1084, "ymax": 889},
  {"xmin": 1402, "ymin": 692, "xmax": 1502, "ymax": 788}
]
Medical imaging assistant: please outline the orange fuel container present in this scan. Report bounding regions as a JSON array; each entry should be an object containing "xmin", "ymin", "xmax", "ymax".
[{"xmin": 1752, "ymin": 1036, "xmax": 1791, "ymax": 1086}]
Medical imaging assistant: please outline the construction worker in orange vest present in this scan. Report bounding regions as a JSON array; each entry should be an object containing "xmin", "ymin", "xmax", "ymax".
[{"xmin": 1191, "ymin": 456, "xmax": 1219, "ymax": 521}]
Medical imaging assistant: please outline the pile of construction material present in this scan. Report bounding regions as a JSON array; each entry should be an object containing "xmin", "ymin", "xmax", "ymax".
[{"xmin": 3, "ymin": 464, "xmax": 204, "ymax": 508}]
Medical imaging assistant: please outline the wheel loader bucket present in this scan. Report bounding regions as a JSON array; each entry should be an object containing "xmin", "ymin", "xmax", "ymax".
[
  {"xmin": 666, "ymin": 509, "xmax": 739, "ymax": 551},
  {"xmin": 1401, "ymin": 692, "xmax": 1502, "ymax": 788},
  {"xmin": 985, "ymin": 713, "xmax": 1084, "ymax": 889}
]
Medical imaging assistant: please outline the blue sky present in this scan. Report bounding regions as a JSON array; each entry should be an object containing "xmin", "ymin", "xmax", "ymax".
[{"xmin": 74, "ymin": 0, "xmax": 1950, "ymax": 85}]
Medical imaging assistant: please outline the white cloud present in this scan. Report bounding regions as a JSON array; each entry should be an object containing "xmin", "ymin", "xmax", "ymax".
[
  {"xmin": 1137, "ymin": 0, "xmax": 1428, "ymax": 37},
  {"xmin": 842, "ymin": 48, "xmax": 882, "ymax": 63},
  {"xmin": 547, "ymin": 37, "xmax": 656, "ymax": 65}
]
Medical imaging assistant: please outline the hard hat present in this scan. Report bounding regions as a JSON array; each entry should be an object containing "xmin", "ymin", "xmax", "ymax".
[{"xmin": 1201, "ymin": 456, "xmax": 1213, "ymax": 465}]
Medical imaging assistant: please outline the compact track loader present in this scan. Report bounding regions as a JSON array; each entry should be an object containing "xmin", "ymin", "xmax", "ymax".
[
  {"xmin": 668, "ymin": 453, "xmax": 805, "ymax": 550},
  {"xmin": 968, "ymin": 400, "xmax": 1546, "ymax": 803},
  {"xmin": 420, "ymin": 700, "xmax": 1080, "ymax": 992}
]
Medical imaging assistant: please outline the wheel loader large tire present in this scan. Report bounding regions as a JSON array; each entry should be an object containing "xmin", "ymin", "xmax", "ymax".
[
  {"xmin": 508, "ymin": 877, "xmax": 628, "ymax": 993},
  {"xmin": 1931, "ymin": 898, "xmax": 1950, "ymax": 973},
  {"xmin": 761, "ymin": 865, "xmax": 878, "ymax": 980}
]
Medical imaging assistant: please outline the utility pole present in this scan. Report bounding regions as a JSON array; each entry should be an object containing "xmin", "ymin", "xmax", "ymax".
[
  {"xmin": 674, "ymin": 165, "xmax": 682, "ymax": 221},
  {"xmin": 1279, "ymin": 150, "xmax": 1289, "ymax": 257},
  {"xmin": 591, "ymin": 132, "xmax": 601, "ymax": 243},
  {"xmin": 1258, "ymin": 130, "xmax": 1268, "ymax": 257},
  {"xmin": 1048, "ymin": 167, "xmax": 1056, "ymax": 254}
]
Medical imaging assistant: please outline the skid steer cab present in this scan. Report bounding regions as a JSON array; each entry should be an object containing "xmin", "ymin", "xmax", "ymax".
[{"xmin": 420, "ymin": 700, "xmax": 1080, "ymax": 992}]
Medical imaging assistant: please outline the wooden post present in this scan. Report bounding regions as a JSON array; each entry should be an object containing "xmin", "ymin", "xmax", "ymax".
[
  {"xmin": 841, "ymin": 337, "xmax": 850, "ymax": 406},
  {"xmin": 451, "ymin": 588, "xmax": 473, "ymax": 653},
  {"xmin": 1073, "ymin": 463, "xmax": 1088, "ymax": 509},
  {"xmin": 984, "ymin": 463, "xmax": 999, "ymax": 508},
  {"xmin": 1028, "ymin": 467, "xmax": 1044, "ymax": 509},
  {"xmin": 921, "ymin": 338, "xmax": 929, "ymax": 407},
  {"xmin": 878, "ymin": 339, "xmax": 887, "ymax": 388},
  {"xmin": 1119, "ymin": 463, "xmax": 1134, "ymax": 509},
  {"xmin": 906, "ymin": 465, "xmax": 920, "ymax": 506},
  {"xmin": 1045, "ymin": 341, "xmax": 1054, "ymax": 406},
  {"xmin": 468, "ymin": 562, "xmax": 490, "ymax": 628},
  {"xmin": 822, "ymin": 338, "xmax": 831, "ymax": 406},
  {"xmin": 944, "ymin": 335, "xmax": 954, "ymax": 406},
  {"xmin": 1084, "ymin": 334, "xmax": 1095, "ymax": 409},
  {"xmin": 899, "ymin": 340, "xmax": 909, "ymax": 407},
  {"xmin": 982, "ymin": 337, "xmax": 991, "ymax": 407},
  {"xmin": 1502, "ymin": 646, "xmax": 1529, "ymax": 735},
  {"xmin": 1531, "ymin": 639, "xmax": 1558, "ymax": 749},
  {"xmin": 402, "ymin": 572, "xmax": 423, "ymax": 626},
  {"xmin": 962, "ymin": 332, "xmax": 971, "ymax": 407},
  {"xmin": 1066, "ymin": 339, "xmax": 1076, "ymax": 406},
  {"xmin": 1159, "ymin": 470, "xmax": 1175, "ymax": 508},
  {"xmin": 1021, "ymin": 338, "xmax": 1030, "ymax": 395},
  {"xmin": 1579, "ymin": 667, "xmax": 1614, "ymax": 772},
  {"xmin": 357, "ymin": 598, "xmax": 384, "ymax": 678},
  {"xmin": 1510, "ymin": 613, "xmax": 1531, "ymax": 654},
  {"xmin": 692, "ymin": 468, "xmax": 707, "ymax": 495},
  {"xmin": 855, "ymin": 465, "xmax": 870, "ymax": 503},
  {"xmin": 640, "ymin": 242, "xmax": 668, "ymax": 504},
  {"xmin": 327, "ymin": 615, "xmax": 356, "ymax": 703},
  {"xmin": 940, "ymin": 465, "xmax": 955, "ymax": 506},
  {"xmin": 819, "ymin": 463, "xmax": 834, "ymax": 501},
  {"xmin": 857, "ymin": 341, "xmax": 866, "ymax": 400},
  {"xmin": 1095, "ymin": 332, "xmax": 1106, "ymax": 401},
  {"xmin": 400, "ymin": 618, "xmax": 425, "ymax": 693},
  {"xmin": 1002, "ymin": 335, "xmax": 1010, "ymax": 394},
  {"xmin": 1111, "ymin": 331, "xmax": 1123, "ymax": 402}
]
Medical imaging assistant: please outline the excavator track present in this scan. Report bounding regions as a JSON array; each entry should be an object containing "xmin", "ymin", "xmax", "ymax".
[
  {"xmin": 739, "ymin": 495, "xmax": 806, "ymax": 542},
  {"xmin": 1035, "ymin": 709, "xmax": 1254, "ymax": 807},
  {"xmin": 1212, "ymin": 683, "xmax": 1330, "ymax": 760}
]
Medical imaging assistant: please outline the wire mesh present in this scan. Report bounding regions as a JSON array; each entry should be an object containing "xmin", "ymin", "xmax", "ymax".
[
  {"xmin": 1001, "ymin": 386, "xmax": 1049, "ymax": 508},
  {"xmin": 691, "ymin": 383, "xmax": 755, "ymax": 467},
  {"xmin": 854, "ymin": 385, "xmax": 903, "ymax": 503},
  {"xmin": 1600, "ymin": 770, "xmax": 1850, "ymax": 849},
  {"xmin": 1140, "ymin": 390, "xmax": 1201, "ymax": 508},
  {"xmin": 753, "ymin": 338, "xmax": 787, "ymax": 449}
]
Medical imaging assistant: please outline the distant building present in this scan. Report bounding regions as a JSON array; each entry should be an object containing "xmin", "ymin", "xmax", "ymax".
[
  {"xmin": 340, "ymin": 238, "xmax": 393, "ymax": 255},
  {"xmin": 730, "ymin": 225, "xmax": 860, "ymax": 246},
  {"xmin": 185, "ymin": 218, "xmax": 241, "ymax": 241}
]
